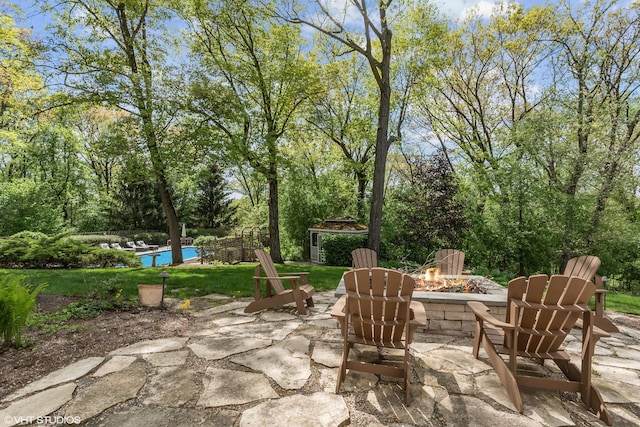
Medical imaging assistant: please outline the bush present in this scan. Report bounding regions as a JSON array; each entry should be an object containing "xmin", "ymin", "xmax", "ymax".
[
  {"xmin": 0, "ymin": 232, "xmax": 141, "ymax": 268},
  {"xmin": 0, "ymin": 275, "xmax": 46, "ymax": 347},
  {"xmin": 321, "ymin": 234, "xmax": 368, "ymax": 266}
]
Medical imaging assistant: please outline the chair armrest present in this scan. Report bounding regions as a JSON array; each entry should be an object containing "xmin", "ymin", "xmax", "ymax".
[
  {"xmin": 409, "ymin": 301, "xmax": 427, "ymax": 327},
  {"xmin": 330, "ymin": 296, "xmax": 347, "ymax": 318},
  {"xmin": 253, "ymin": 275, "xmax": 302, "ymax": 281},
  {"xmin": 467, "ymin": 301, "xmax": 514, "ymax": 330}
]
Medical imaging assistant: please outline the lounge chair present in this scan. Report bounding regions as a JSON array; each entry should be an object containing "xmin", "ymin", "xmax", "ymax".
[
  {"xmin": 467, "ymin": 274, "xmax": 611, "ymax": 425},
  {"xmin": 244, "ymin": 249, "xmax": 315, "ymax": 315},
  {"xmin": 435, "ymin": 249, "xmax": 466, "ymax": 275},
  {"xmin": 126, "ymin": 241, "xmax": 147, "ymax": 252},
  {"xmin": 110, "ymin": 243, "xmax": 134, "ymax": 251},
  {"xmin": 136, "ymin": 240, "xmax": 159, "ymax": 250},
  {"xmin": 351, "ymin": 248, "xmax": 377, "ymax": 269},
  {"xmin": 330, "ymin": 268, "xmax": 427, "ymax": 405},
  {"xmin": 563, "ymin": 255, "xmax": 618, "ymax": 332},
  {"xmin": 99, "ymin": 243, "xmax": 110, "ymax": 250}
]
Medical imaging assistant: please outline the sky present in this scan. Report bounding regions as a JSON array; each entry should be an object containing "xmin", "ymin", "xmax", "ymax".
[{"xmin": 437, "ymin": 0, "xmax": 548, "ymax": 21}]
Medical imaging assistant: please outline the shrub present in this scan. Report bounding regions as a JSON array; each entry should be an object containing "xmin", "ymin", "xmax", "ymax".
[
  {"xmin": 321, "ymin": 234, "xmax": 368, "ymax": 266},
  {"xmin": 0, "ymin": 275, "xmax": 46, "ymax": 347},
  {"xmin": 0, "ymin": 232, "xmax": 141, "ymax": 268}
]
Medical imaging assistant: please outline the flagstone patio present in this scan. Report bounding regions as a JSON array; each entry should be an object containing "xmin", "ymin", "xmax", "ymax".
[{"xmin": 1, "ymin": 291, "xmax": 639, "ymax": 426}]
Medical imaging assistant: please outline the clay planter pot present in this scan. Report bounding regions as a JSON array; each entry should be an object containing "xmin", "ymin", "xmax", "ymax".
[{"xmin": 137, "ymin": 284, "xmax": 165, "ymax": 307}]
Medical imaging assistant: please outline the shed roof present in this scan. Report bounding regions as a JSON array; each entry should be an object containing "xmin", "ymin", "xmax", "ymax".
[{"xmin": 309, "ymin": 216, "xmax": 368, "ymax": 231}]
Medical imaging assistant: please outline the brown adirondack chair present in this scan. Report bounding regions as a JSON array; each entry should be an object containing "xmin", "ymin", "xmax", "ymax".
[
  {"xmin": 351, "ymin": 248, "xmax": 377, "ymax": 269},
  {"xmin": 435, "ymin": 249, "xmax": 466, "ymax": 275},
  {"xmin": 468, "ymin": 274, "xmax": 611, "ymax": 425},
  {"xmin": 330, "ymin": 268, "xmax": 427, "ymax": 405},
  {"xmin": 244, "ymin": 249, "xmax": 315, "ymax": 315},
  {"xmin": 563, "ymin": 255, "xmax": 618, "ymax": 332}
]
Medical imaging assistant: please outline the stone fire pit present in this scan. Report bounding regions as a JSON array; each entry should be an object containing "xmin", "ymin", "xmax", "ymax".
[{"xmin": 334, "ymin": 273, "xmax": 508, "ymax": 335}]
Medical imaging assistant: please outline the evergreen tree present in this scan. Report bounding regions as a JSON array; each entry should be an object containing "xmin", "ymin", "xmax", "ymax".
[{"xmin": 194, "ymin": 163, "xmax": 237, "ymax": 229}]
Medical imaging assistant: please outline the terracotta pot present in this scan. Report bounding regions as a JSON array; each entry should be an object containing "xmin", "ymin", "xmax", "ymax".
[{"xmin": 137, "ymin": 284, "xmax": 165, "ymax": 307}]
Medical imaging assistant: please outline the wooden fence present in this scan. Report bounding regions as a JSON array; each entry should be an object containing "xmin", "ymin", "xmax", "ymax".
[{"xmin": 199, "ymin": 227, "xmax": 268, "ymax": 264}]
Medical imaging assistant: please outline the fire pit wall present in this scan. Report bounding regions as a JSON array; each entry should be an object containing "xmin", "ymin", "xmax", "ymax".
[{"xmin": 335, "ymin": 274, "xmax": 508, "ymax": 336}]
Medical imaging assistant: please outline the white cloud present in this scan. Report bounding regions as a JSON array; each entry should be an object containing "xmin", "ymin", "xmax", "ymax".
[{"xmin": 437, "ymin": 0, "xmax": 520, "ymax": 22}]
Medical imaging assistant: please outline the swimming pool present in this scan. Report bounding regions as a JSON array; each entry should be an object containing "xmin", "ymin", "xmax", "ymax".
[{"xmin": 138, "ymin": 247, "xmax": 199, "ymax": 267}]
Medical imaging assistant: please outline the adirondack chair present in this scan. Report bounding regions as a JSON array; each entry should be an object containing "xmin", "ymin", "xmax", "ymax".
[
  {"xmin": 468, "ymin": 274, "xmax": 611, "ymax": 425},
  {"xmin": 435, "ymin": 249, "xmax": 466, "ymax": 275},
  {"xmin": 351, "ymin": 248, "xmax": 377, "ymax": 269},
  {"xmin": 330, "ymin": 268, "xmax": 427, "ymax": 405},
  {"xmin": 244, "ymin": 249, "xmax": 315, "ymax": 315},
  {"xmin": 563, "ymin": 255, "xmax": 618, "ymax": 332}
]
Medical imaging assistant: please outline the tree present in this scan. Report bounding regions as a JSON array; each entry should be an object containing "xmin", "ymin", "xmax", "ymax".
[
  {"xmin": 193, "ymin": 162, "xmax": 237, "ymax": 229},
  {"xmin": 305, "ymin": 51, "xmax": 376, "ymax": 221},
  {"xmin": 276, "ymin": 0, "xmax": 445, "ymax": 254},
  {"xmin": 182, "ymin": 0, "xmax": 319, "ymax": 262},
  {"xmin": 44, "ymin": 0, "xmax": 186, "ymax": 263},
  {"xmin": 391, "ymin": 149, "xmax": 467, "ymax": 262},
  {"xmin": 546, "ymin": 0, "xmax": 640, "ymax": 262}
]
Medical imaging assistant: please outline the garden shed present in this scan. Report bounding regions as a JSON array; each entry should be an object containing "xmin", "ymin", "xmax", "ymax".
[{"xmin": 308, "ymin": 216, "xmax": 368, "ymax": 263}]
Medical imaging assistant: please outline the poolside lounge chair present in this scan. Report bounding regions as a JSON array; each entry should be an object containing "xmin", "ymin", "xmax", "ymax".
[
  {"xmin": 244, "ymin": 249, "xmax": 315, "ymax": 315},
  {"xmin": 126, "ymin": 241, "xmax": 147, "ymax": 252},
  {"xmin": 110, "ymin": 243, "xmax": 134, "ymax": 251},
  {"xmin": 136, "ymin": 240, "xmax": 159, "ymax": 250},
  {"xmin": 563, "ymin": 255, "xmax": 618, "ymax": 332},
  {"xmin": 351, "ymin": 248, "xmax": 377, "ymax": 269},
  {"xmin": 330, "ymin": 268, "xmax": 427, "ymax": 405},
  {"xmin": 435, "ymin": 249, "xmax": 466, "ymax": 275},
  {"xmin": 468, "ymin": 274, "xmax": 611, "ymax": 425}
]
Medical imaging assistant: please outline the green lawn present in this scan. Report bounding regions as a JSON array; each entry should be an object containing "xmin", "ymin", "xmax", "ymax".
[
  {"xmin": 3, "ymin": 265, "xmax": 639, "ymax": 315},
  {"xmin": 1, "ymin": 264, "xmax": 349, "ymax": 301}
]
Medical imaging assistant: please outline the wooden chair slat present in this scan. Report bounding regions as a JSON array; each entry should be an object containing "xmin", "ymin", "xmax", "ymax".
[{"xmin": 435, "ymin": 249, "xmax": 465, "ymax": 275}]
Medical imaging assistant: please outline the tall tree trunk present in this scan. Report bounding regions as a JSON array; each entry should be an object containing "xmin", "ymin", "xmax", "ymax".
[
  {"xmin": 268, "ymin": 176, "xmax": 283, "ymax": 263},
  {"xmin": 145, "ymin": 126, "xmax": 183, "ymax": 264},
  {"xmin": 366, "ymin": 27, "xmax": 393, "ymax": 254}
]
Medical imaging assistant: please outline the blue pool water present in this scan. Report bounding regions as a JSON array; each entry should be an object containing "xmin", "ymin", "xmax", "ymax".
[{"xmin": 138, "ymin": 247, "xmax": 199, "ymax": 267}]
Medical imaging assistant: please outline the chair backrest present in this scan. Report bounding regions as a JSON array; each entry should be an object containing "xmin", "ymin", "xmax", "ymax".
[
  {"xmin": 505, "ymin": 274, "xmax": 595, "ymax": 354},
  {"xmin": 254, "ymin": 249, "xmax": 285, "ymax": 294},
  {"xmin": 435, "ymin": 249, "xmax": 465, "ymax": 275},
  {"xmin": 343, "ymin": 268, "xmax": 415, "ymax": 344},
  {"xmin": 351, "ymin": 248, "xmax": 378, "ymax": 269},
  {"xmin": 563, "ymin": 255, "xmax": 601, "ymax": 283}
]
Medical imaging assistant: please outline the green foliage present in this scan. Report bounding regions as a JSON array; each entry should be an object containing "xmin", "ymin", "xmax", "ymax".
[
  {"xmin": 0, "ymin": 180, "xmax": 64, "ymax": 236},
  {"xmin": 386, "ymin": 150, "xmax": 468, "ymax": 264},
  {"xmin": 321, "ymin": 234, "xmax": 368, "ymax": 266},
  {"xmin": 0, "ymin": 275, "xmax": 46, "ymax": 347},
  {"xmin": 191, "ymin": 161, "xmax": 237, "ymax": 229},
  {"xmin": 0, "ymin": 233, "xmax": 141, "ymax": 268}
]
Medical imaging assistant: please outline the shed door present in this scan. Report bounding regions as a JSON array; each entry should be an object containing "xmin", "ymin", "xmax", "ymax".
[{"xmin": 310, "ymin": 231, "xmax": 320, "ymax": 263}]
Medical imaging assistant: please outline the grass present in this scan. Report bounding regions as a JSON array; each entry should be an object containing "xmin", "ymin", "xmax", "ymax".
[
  {"xmin": 1, "ymin": 264, "xmax": 350, "ymax": 301},
  {"xmin": 4, "ymin": 264, "xmax": 640, "ymax": 315}
]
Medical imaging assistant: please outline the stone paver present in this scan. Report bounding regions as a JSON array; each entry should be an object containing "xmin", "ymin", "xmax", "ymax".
[
  {"xmin": 0, "ymin": 384, "xmax": 76, "ymax": 427},
  {"xmin": 197, "ymin": 368, "xmax": 278, "ymax": 407},
  {"xmin": 2, "ymin": 290, "xmax": 640, "ymax": 426},
  {"xmin": 3, "ymin": 357, "xmax": 103, "ymax": 402},
  {"xmin": 239, "ymin": 392, "xmax": 349, "ymax": 427}
]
